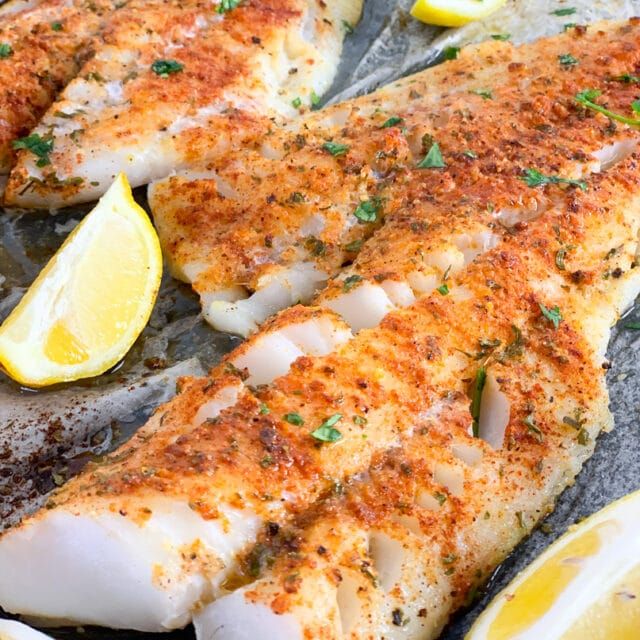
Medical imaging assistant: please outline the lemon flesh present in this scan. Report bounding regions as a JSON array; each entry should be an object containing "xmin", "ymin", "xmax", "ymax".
[
  {"xmin": 0, "ymin": 173, "xmax": 162, "ymax": 387},
  {"xmin": 467, "ymin": 489, "xmax": 640, "ymax": 640},
  {"xmin": 411, "ymin": 0, "xmax": 507, "ymax": 27}
]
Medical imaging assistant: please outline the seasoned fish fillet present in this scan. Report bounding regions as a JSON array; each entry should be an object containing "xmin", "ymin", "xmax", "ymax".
[
  {"xmin": 3, "ymin": 0, "xmax": 363, "ymax": 208},
  {"xmin": 0, "ymin": 0, "xmax": 118, "ymax": 173},
  {"xmin": 148, "ymin": 17, "xmax": 640, "ymax": 336},
  {"xmin": 1, "ymin": 18, "xmax": 640, "ymax": 638}
]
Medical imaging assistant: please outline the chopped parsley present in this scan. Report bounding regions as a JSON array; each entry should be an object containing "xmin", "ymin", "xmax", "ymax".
[
  {"xmin": 343, "ymin": 274, "xmax": 363, "ymax": 292},
  {"xmin": 520, "ymin": 168, "xmax": 587, "ymax": 191},
  {"xmin": 442, "ymin": 46, "xmax": 460, "ymax": 60},
  {"xmin": 523, "ymin": 413, "xmax": 543, "ymax": 442},
  {"xmin": 151, "ymin": 59, "xmax": 184, "ymax": 77},
  {"xmin": 344, "ymin": 238, "xmax": 363, "ymax": 252},
  {"xmin": 310, "ymin": 90, "xmax": 321, "ymax": 108},
  {"xmin": 12, "ymin": 133, "xmax": 53, "ymax": 167},
  {"xmin": 0, "ymin": 43, "xmax": 13, "ymax": 58},
  {"xmin": 311, "ymin": 414, "xmax": 343, "ymax": 443},
  {"xmin": 471, "ymin": 88, "xmax": 493, "ymax": 100},
  {"xmin": 322, "ymin": 141, "xmax": 350, "ymax": 156},
  {"xmin": 291, "ymin": 96, "xmax": 302, "ymax": 109},
  {"xmin": 614, "ymin": 73, "xmax": 640, "ymax": 84},
  {"xmin": 353, "ymin": 197, "xmax": 382, "ymax": 223},
  {"xmin": 436, "ymin": 283, "xmax": 449, "ymax": 295},
  {"xmin": 558, "ymin": 53, "xmax": 578, "ymax": 67},
  {"xmin": 51, "ymin": 21, "xmax": 63, "ymax": 31},
  {"xmin": 555, "ymin": 247, "xmax": 568, "ymax": 270},
  {"xmin": 417, "ymin": 142, "xmax": 445, "ymax": 169},
  {"xmin": 380, "ymin": 115, "xmax": 403, "ymax": 128},
  {"xmin": 539, "ymin": 302, "xmax": 562, "ymax": 329},
  {"xmin": 305, "ymin": 236, "xmax": 326, "ymax": 256},
  {"xmin": 217, "ymin": 0, "xmax": 241, "ymax": 12},
  {"xmin": 575, "ymin": 89, "xmax": 640, "ymax": 127},
  {"xmin": 551, "ymin": 7, "xmax": 576, "ymax": 16},
  {"xmin": 563, "ymin": 22, "xmax": 577, "ymax": 30},
  {"xmin": 283, "ymin": 412, "xmax": 304, "ymax": 426},
  {"xmin": 632, "ymin": 100, "xmax": 640, "ymax": 114},
  {"xmin": 491, "ymin": 33, "xmax": 511, "ymax": 41},
  {"xmin": 434, "ymin": 491, "xmax": 447, "ymax": 506},
  {"xmin": 259, "ymin": 403, "xmax": 270, "ymax": 415},
  {"xmin": 625, "ymin": 322, "xmax": 640, "ymax": 330},
  {"xmin": 470, "ymin": 366, "xmax": 487, "ymax": 438},
  {"xmin": 342, "ymin": 19, "xmax": 354, "ymax": 34},
  {"xmin": 463, "ymin": 149, "xmax": 478, "ymax": 159}
]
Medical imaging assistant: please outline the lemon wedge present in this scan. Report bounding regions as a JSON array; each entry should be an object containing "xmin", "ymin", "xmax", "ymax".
[
  {"xmin": 467, "ymin": 489, "xmax": 640, "ymax": 640},
  {"xmin": 410, "ymin": 0, "xmax": 506, "ymax": 27},
  {"xmin": 0, "ymin": 173, "xmax": 162, "ymax": 387}
]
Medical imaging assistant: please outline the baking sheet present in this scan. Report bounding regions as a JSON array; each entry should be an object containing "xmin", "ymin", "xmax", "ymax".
[{"xmin": 1, "ymin": 0, "xmax": 640, "ymax": 637}]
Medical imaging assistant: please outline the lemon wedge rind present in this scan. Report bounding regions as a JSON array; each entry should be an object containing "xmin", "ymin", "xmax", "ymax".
[
  {"xmin": 467, "ymin": 489, "xmax": 640, "ymax": 640},
  {"xmin": 0, "ymin": 173, "xmax": 162, "ymax": 387}
]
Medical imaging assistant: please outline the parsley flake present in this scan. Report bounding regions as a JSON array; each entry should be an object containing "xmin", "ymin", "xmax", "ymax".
[
  {"xmin": 625, "ymin": 322, "xmax": 640, "ymax": 330},
  {"xmin": 491, "ymin": 33, "xmax": 511, "ymax": 41},
  {"xmin": 417, "ymin": 142, "xmax": 445, "ymax": 169},
  {"xmin": 520, "ymin": 168, "xmax": 587, "ymax": 191},
  {"xmin": 151, "ymin": 59, "xmax": 184, "ymax": 77},
  {"xmin": 283, "ymin": 412, "xmax": 304, "ymax": 426},
  {"xmin": 442, "ymin": 46, "xmax": 460, "ymax": 60},
  {"xmin": 217, "ymin": 0, "xmax": 241, "ymax": 12},
  {"xmin": 51, "ymin": 21, "xmax": 63, "ymax": 31},
  {"xmin": 311, "ymin": 414, "xmax": 343, "ymax": 443},
  {"xmin": 322, "ymin": 141, "xmax": 350, "ymax": 156},
  {"xmin": 558, "ymin": 53, "xmax": 578, "ymax": 67},
  {"xmin": 563, "ymin": 22, "xmax": 577, "ymax": 30},
  {"xmin": 12, "ymin": 133, "xmax": 53, "ymax": 167},
  {"xmin": 380, "ymin": 115, "xmax": 403, "ymax": 128},
  {"xmin": 539, "ymin": 302, "xmax": 562, "ymax": 329},
  {"xmin": 291, "ymin": 96, "xmax": 302, "ymax": 109},
  {"xmin": 551, "ymin": 7, "xmax": 576, "ymax": 16},
  {"xmin": 470, "ymin": 366, "xmax": 487, "ymax": 438},
  {"xmin": 576, "ymin": 89, "xmax": 640, "ymax": 127},
  {"xmin": 471, "ymin": 88, "xmax": 493, "ymax": 100},
  {"xmin": 523, "ymin": 413, "xmax": 544, "ymax": 442},
  {"xmin": 343, "ymin": 274, "xmax": 363, "ymax": 292},
  {"xmin": 0, "ymin": 43, "xmax": 13, "ymax": 58},
  {"xmin": 353, "ymin": 197, "xmax": 382, "ymax": 223},
  {"xmin": 614, "ymin": 73, "xmax": 640, "ymax": 84},
  {"xmin": 310, "ymin": 90, "xmax": 321, "ymax": 108},
  {"xmin": 437, "ymin": 283, "xmax": 449, "ymax": 295},
  {"xmin": 342, "ymin": 20, "xmax": 354, "ymax": 34}
]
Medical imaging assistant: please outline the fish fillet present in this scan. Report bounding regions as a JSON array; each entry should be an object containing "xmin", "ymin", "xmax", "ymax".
[
  {"xmin": 2, "ymin": 18, "xmax": 640, "ymax": 638},
  {"xmin": 0, "ymin": 0, "xmax": 119, "ymax": 173},
  {"xmin": 3, "ymin": 0, "xmax": 363, "ymax": 208},
  {"xmin": 148, "ymin": 18, "xmax": 640, "ymax": 336}
]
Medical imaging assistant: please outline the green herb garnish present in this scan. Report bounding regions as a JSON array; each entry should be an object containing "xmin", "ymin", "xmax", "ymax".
[
  {"xmin": 417, "ymin": 142, "xmax": 445, "ymax": 169},
  {"xmin": 575, "ymin": 89, "xmax": 640, "ymax": 127},
  {"xmin": 443, "ymin": 46, "xmax": 460, "ymax": 60},
  {"xmin": 0, "ymin": 43, "xmax": 13, "ymax": 58},
  {"xmin": 437, "ymin": 283, "xmax": 449, "ymax": 295},
  {"xmin": 563, "ymin": 22, "xmax": 577, "ymax": 30},
  {"xmin": 558, "ymin": 53, "xmax": 578, "ymax": 67},
  {"xmin": 310, "ymin": 90, "xmax": 321, "ymax": 108},
  {"xmin": 311, "ymin": 414, "xmax": 343, "ymax": 443},
  {"xmin": 614, "ymin": 73, "xmax": 640, "ymax": 84},
  {"xmin": 471, "ymin": 89, "xmax": 493, "ymax": 100},
  {"xmin": 380, "ymin": 115, "xmax": 403, "ymax": 128},
  {"xmin": 434, "ymin": 491, "xmax": 447, "ymax": 506},
  {"xmin": 343, "ymin": 274, "xmax": 363, "ymax": 292},
  {"xmin": 322, "ymin": 141, "xmax": 350, "ymax": 156},
  {"xmin": 51, "ymin": 21, "xmax": 63, "ymax": 31},
  {"xmin": 520, "ymin": 168, "xmax": 587, "ymax": 190},
  {"xmin": 539, "ymin": 302, "xmax": 562, "ymax": 329},
  {"xmin": 625, "ymin": 322, "xmax": 640, "ymax": 330},
  {"xmin": 151, "ymin": 59, "xmax": 184, "ymax": 77},
  {"xmin": 217, "ymin": 0, "xmax": 241, "ymax": 12},
  {"xmin": 551, "ymin": 7, "xmax": 576, "ymax": 16},
  {"xmin": 291, "ymin": 96, "xmax": 302, "ymax": 109},
  {"xmin": 353, "ymin": 197, "xmax": 382, "ymax": 223},
  {"xmin": 555, "ymin": 247, "xmax": 567, "ymax": 270},
  {"xmin": 259, "ymin": 403, "xmax": 270, "ymax": 415},
  {"xmin": 12, "ymin": 133, "xmax": 53, "ymax": 167},
  {"xmin": 344, "ymin": 238, "xmax": 363, "ymax": 252},
  {"xmin": 342, "ymin": 20, "xmax": 354, "ymax": 34},
  {"xmin": 491, "ymin": 33, "xmax": 511, "ymax": 41},
  {"xmin": 283, "ymin": 412, "xmax": 304, "ymax": 426},
  {"xmin": 470, "ymin": 366, "xmax": 487, "ymax": 437},
  {"xmin": 523, "ymin": 413, "xmax": 544, "ymax": 442}
]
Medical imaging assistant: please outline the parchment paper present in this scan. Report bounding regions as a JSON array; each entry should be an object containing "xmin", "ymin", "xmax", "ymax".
[{"xmin": 1, "ymin": 1, "xmax": 639, "ymax": 637}]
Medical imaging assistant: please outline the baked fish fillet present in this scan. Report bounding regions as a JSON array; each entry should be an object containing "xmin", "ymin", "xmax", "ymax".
[
  {"xmin": 148, "ymin": 17, "xmax": 640, "ymax": 336},
  {"xmin": 3, "ymin": 0, "xmax": 363, "ymax": 208},
  {"xmin": 1, "ymin": 18, "xmax": 640, "ymax": 636},
  {"xmin": 0, "ymin": 0, "xmax": 119, "ymax": 173}
]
